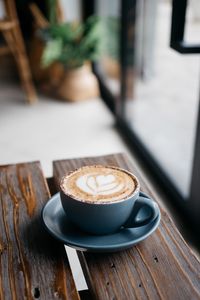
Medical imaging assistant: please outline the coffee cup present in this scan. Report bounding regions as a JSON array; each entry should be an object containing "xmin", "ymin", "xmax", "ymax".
[{"xmin": 60, "ymin": 165, "xmax": 159, "ymax": 235}]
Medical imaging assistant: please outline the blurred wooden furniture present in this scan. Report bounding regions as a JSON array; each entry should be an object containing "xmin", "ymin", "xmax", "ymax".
[
  {"xmin": 0, "ymin": 153, "xmax": 200, "ymax": 299},
  {"xmin": 0, "ymin": 0, "xmax": 37, "ymax": 103},
  {"xmin": 29, "ymin": 3, "xmax": 49, "ymax": 29},
  {"xmin": 29, "ymin": 1, "xmax": 64, "ymax": 29}
]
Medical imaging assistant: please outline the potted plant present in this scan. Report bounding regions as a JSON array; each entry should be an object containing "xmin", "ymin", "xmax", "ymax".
[{"xmin": 40, "ymin": 16, "xmax": 101, "ymax": 101}]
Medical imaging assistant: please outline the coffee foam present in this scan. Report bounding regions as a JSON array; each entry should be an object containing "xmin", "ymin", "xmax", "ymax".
[{"xmin": 61, "ymin": 165, "xmax": 137, "ymax": 203}]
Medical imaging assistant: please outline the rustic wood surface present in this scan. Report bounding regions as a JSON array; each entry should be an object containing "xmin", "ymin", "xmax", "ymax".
[
  {"xmin": 0, "ymin": 162, "xmax": 79, "ymax": 300},
  {"xmin": 53, "ymin": 153, "xmax": 200, "ymax": 300}
]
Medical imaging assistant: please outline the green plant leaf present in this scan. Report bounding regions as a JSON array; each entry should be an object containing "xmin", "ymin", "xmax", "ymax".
[
  {"xmin": 41, "ymin": 38, "xmax": 62, "ymax": 67},
  {"xmin": 40, "ymin": 15, "xmax": 103, "ymax": 68}
]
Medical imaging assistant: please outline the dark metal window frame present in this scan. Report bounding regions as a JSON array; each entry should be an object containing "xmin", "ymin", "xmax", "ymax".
[
  {"xmin": 85, "ymin": 0, "xmax": 200, "ymax": 229},
  {"xmin": 170, "ymin": 0, "xmax": 200, "ymax": 54}
]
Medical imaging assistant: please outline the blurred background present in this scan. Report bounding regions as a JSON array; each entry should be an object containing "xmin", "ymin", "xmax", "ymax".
[{"xmin": 0, "ymin": 0, "xmax": 200, "ymax": 251}]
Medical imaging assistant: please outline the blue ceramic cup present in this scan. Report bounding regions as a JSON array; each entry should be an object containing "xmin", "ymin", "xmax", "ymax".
[{"xmin": 60, "ymin": 167, "xmax": 159, "ymax": 235}]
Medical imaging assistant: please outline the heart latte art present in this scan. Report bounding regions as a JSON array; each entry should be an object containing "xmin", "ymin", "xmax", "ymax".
[{"xmin": 61, "ymin": 165, "xmax": 137, "ymax": 202}]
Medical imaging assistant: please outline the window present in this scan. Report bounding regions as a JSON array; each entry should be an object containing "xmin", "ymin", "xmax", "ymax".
[{"xmin": 90, "ymin": 0, "xmax": 200, "ymax": 227}]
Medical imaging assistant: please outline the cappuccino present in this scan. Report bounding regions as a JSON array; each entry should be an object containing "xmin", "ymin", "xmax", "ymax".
[{"xmin": 60, "ymin": 165, "xmax": 137, "ymax": 203}]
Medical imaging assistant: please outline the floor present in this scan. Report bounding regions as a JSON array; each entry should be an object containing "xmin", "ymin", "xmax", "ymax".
[{"xmin": 0, "ymin": 84, "xmax": 129, "ymax": 177}]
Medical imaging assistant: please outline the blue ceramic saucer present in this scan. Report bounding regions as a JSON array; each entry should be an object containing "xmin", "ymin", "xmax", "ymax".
[{"xmin": 42, "ymin": 192, "xmax": 161, "ymax": 252}]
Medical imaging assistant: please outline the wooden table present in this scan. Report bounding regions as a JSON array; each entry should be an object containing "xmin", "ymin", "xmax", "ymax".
[{"xmin": 0, "ymin": 153, "xmax": 200, "ymax": 300}]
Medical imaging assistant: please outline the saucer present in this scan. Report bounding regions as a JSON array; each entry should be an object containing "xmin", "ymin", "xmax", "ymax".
[{"xmin": 42, "ymin": 192, "xmax": 161, "ymax": 252}]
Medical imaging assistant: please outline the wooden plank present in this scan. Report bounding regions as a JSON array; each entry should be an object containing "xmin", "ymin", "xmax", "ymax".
[
  {"xmin": 53, "ymin": 153, "xmax": 200, "ymax": 300},
  {"xmin": 0, "ymin": 20, "xmax": 18, "ymax": 31},
  {"xmin": 0, "ymin": 162, "xmax": 80, "ymax": 300},
  {"xmin": 0, "ymin": 45, "xmax": 11, "ymax": 56}
]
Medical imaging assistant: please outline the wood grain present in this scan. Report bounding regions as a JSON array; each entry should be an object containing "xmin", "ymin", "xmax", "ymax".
[
  {"xmin": 0, "ymin": 162, "xmax": 79, "ymax": 300},
  {"xmin": 53, "ymin": 153, "xmax": 200, "ymax": 300}
]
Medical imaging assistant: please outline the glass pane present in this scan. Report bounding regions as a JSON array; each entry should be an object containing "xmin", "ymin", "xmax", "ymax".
[
  {"xmin": 185, "ymin": 0, "xmax": 200, "ymax": 44},
  {"xmin": 96, "ymin": 0, "xmax": 120, "ymax": 96},
  {"xmin": 61, "ymin": 0, "xmax": 82, "ymax": 21},
  {"xmin": 125, "ymin": 0, "xmax": 200, "ymax": 197}
]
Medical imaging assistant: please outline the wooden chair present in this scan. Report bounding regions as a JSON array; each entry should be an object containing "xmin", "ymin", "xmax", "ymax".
[{"xmin": 0, "ymin": 0, "xmax": 37, "ymax": 104}]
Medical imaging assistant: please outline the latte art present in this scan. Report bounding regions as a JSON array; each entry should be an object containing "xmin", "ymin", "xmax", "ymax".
[
  {"xmin": 61, "ymin": 165, "xmax": 137, "ymax": 203},
  {"xmin": 76, "ymin": 173, "xmax": 125, "ymax": 196}
]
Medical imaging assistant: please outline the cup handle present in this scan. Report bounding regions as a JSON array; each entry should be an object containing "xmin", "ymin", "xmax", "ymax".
[{"xmin": 123, "ymin": 194, "xmax": 159, "ymax": 228}]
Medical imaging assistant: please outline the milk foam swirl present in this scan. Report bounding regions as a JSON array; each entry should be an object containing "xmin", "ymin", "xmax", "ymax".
[
  {"xmin": 76, "ymin": 173, "xmax": 125, "ymax": 196},
  {"xmin": 61, "ymin": 165, "xmax": 137, "ymax": 203}
]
